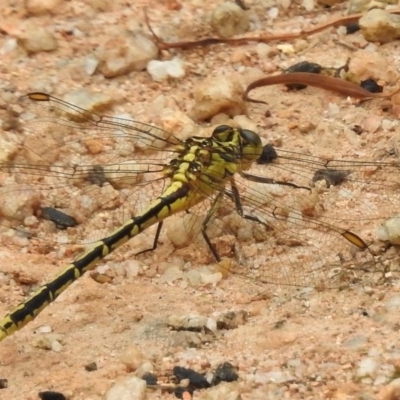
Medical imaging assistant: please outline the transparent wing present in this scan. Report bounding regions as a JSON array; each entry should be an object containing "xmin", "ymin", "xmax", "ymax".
[{"xmin": 0, "ymin": 93, "xmax": 182, "ymax": 248}]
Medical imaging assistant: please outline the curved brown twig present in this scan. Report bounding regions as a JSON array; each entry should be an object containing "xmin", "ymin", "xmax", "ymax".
[
  {"xmin": 144, "ymin": 8, "xmax": 400, "ymax": 51},
  {"xmin": 243, "ymin": 72, "xmax": 400, "ymax": 104}
]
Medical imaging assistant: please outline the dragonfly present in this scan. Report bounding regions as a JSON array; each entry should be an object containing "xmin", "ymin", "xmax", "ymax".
[{"xmin": 0, "ymin": 92, "xmax": 399, "ymax": 342}]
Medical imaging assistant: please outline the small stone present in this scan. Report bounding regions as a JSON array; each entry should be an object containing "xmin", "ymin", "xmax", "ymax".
[
  {"xmin": 347, "ymin": 50, "xmax": 397, "ymax": 84},
  {"xmin": 216, "ymin": 311, "xmax": 248, "ymax": 330},
  {"xmin": 50, "ymin": 340, "xmax": 63, "ymax": 352},
  {"xmin": 385, "ymin": 294, "xmax": 400, "ymax": 311},
  {"xmin": 190, "ymin": 75, "xmax": 246, "ymax": 121},
  {"xmin": 212, "ymin": 362, "xmax": 239, "ymax": 385},
  {"xmin": 342, "ymin": 335, "xmax": 368, "ymax": 349},
  {"xmin": 18, "ymin": 25, "xmax": 57, "ymax": 53},
  {"xmin": 104, "ymin": 376, "xmax": 146, "ymax": 400},
  {"xmin": 83, "ymin": 56, "xmax": 99, "ymax": 76},
  {"xmin": 84, "ymin": 361, "xmax": 98, "ymax": 372},
  {"xmin": 147, "ymin": 57, "xmax": 185, "ymax": 82},
  {"xmin": 134, "ymin": 361, "xmax": 154, "ymax": 378},
  {"xmin": 201, "ymin": 382, "xmax": 240, "ymax": 400},
  {"xmin": 348, "ymin": 0, "xmax": 397, "ymax": 14},
  {"xmin": 169, "ymin": 331, "xmax": 203, "ymax": 348},
  {"xmin": 357, "ymin": 357, "xmax": 379, "ymax": 378},
  {"xmin": 359, "ymin": 9, "xmax": 400, "ymax": 44},
  {"xmin": 119, "ymin": 345, "xmax": 147, "ymax": 372},
  {"xmin": 377, "ymin": 217, "xmax": 400, "ymax": 245},
  {"xmin": 62, "ymin": 88, "xmax": 113, "ymax": 113},
  {"xmin": 25, "ymin": 0, "xmax": 61, "ymax": 15},
  {"xmin": 302, "ymin": 0, "xmax": 315, "ymax": 11},
  {"xmin": 210, "ymin": 2, "xmax": 249, "ymax": 39},
  {"xmin": 96, "ymin": 31, "xmax": 158, "ymax": 78}
]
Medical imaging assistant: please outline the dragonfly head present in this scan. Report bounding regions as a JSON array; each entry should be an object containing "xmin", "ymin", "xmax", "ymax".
[{"xmin": 212, "ymin": 125, "xmax": 263, "ymax": 162}]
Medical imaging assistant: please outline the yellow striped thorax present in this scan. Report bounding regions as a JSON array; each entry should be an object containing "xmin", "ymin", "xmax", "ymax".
[{"xmin": 168, "ymin": 125, "xmax": 263, "ymax": 184}]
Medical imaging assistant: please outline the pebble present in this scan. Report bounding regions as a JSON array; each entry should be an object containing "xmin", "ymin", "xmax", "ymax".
[
  {"xmin": 82, "ymin": 56, "xmax": 99, "ymax": 76},
  {"xmin": 342, "ymin": 335, "xmax": 368, "ymax": 349},
  {"xmin": 134, "ymin": 361, "xmax": 154, "ymax": 379},
  {"xmin": 357, "ymin": 357, "xmax": 379, "ymax": 379},
  {"xmin": 169, "ymin": 330, "xmax": 203, "ymax": 348},
  {"xmin": 302, "ymin": 0, "xmax": 315, "ymax": 11},
  {"xmin": 211, "ymin": 362, "xmax": 239, "ymax": 385},
  {"xmin": 250, "ymin": 370, "xmax": 296, "ymax": 384},
  {"xmin": 25, "ymin": 0, "xmax": 61, "ymax": 15},
  {"xmin": 359, "ymin": 9, "xmax": 400, "ymax": 44},
  {"xmin": 62, "ymin": 88, "xmax": 113, "ymax": 113},
  {"xmin": 96, "ymin": 31, "xmax": 158, "ymax": 78},
  {"xmin": 104, "ymin": 376, "xmax": 146, "ymax": 400},
  {"xmin": 347, "ymin": 50, "xmax": 397, "ymax": 84},
  {"xmin": 384, "ymin": 294, "xmax": 400, "ymax": 311},
  {"xmin": 147, "ymin": 57, "xmax": 185, "ymax": 82},
  {"xmin": 119, "ymin": 345, "xmax": 147, "ymax": 372},
  {"xmin": 210, "ymin": 2, "xmax": 249, "ymax": 39},
  {"xmin": 167, "ymin": 314, "xmax": 214, "ymax": 331},
  {"xmin": 348, "ymin": 0, "xmax": 397, "ymax": 14},
  {"xmin": 190, "ymin": 75, "xmax": 246, "ymax": 121},
  {"xmin": 376, "ymin": 217, "xmax": 400, "ymax": 245},
  {"xmin": 18, "ymin": 25, "xmax": 57, "ymax": 53},
  {"xmin": 201, "ymin": 382, "xmax": 240, "ymax": 400}
]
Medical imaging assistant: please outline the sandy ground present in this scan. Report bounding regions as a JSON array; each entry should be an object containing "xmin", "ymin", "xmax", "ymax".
[{"xmin": 1, "ymin": 1, "xmax": 400, "ymax": 399}]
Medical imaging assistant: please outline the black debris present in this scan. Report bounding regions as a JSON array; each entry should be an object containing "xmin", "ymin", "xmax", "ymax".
[
  {"xmin": 256, "ymin": 143, "xmax": 277, "ymax": 164},
  {"xmin": 0, "ymin": 379, "xmax": 8, "ymax": 389},
  {"xmin": 173, "ymin": 366, "xmax": 210, "ymax": 389},
  {"xmin": 284, "ymin": 61, "xmax": 322, "ymax": 90},
  {"xmin": 312, "ymin": 169, "xmax": 350, "ymax": 187},
  {"xmin": 345, "ymin": 22, "xmax": 360, "ymax": 34},
  {"xmin": 211, "ymin": 362, "xmax": 239, "ymax": 386},
  {"xmin": 87, "ymin": 165, "xmax": 108, "ymax": 186},
  {"xmin": 360, "ymin": 78, "xmax": 383, "ymax": 94},
  {"xmin": 38, "ymin": 391, "xmax": 66, "ymax": 400},
  {"xmin": 174, "ymin": 386, "xmax": 194, "ymax": 399},
  {"xmin": 142, "ymin": 372, "xmax": 158, "ymax": 386},
  {"xmin": 40, "ymin": 207, "xmax": 78, "ymax": 230},
  {"xmin": 84, "ymin": 361, "xmax": 97, "ymax": 372}
]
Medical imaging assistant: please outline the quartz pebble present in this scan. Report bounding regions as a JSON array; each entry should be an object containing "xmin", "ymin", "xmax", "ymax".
[
  {"xmin": 147, "ymin": 57, "xmax": 185, "ymax": 82},
  {"xmin": 96, "ymin": 31, "xmax": 158, "ymax": 78},
  {"xmin": 62, "ymin": 88, "xmax": 113, "ymax": 113},
  {"xmin": 190, "ymin": 75, "xmax": 246, "ymax": 121},
  {"xmin": 359, "ymin": 9, "xmax": 400, "ymax": 44},
  {"xmin": 357, "ymin": 357, "xmax": 379, "ymax": 378},
  {"xmin": 104, "ymin": 376, "xmax": 146, "ymax": 400},
  {"xmin": 376, "ymin": 217, "xmax": 400, "ymax": 245}
]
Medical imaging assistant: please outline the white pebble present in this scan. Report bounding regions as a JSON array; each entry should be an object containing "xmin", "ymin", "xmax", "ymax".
[
  {"xmin": 104, "ymin": 376, "xmax": 146, "ymax": 400},
  {"xmin": 147, "ymin": 57, "xmax": 185, "ymax": 82},
  {"xmin": 97, "ymin": 31, "xmax": 158, "ymax": 78},
  {"xmin": 357, "ymin": 357, "xmax": 379, "ymax": 378},
  {"xmin": 377, "ymin": 217, "xmax": 400, "ymax": 245}
]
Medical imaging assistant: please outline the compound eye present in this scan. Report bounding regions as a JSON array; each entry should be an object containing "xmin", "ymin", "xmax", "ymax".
[
  {"xmin": 240, "ymin": 129, "xmax": 262, "ymax": 147},
  {"xmin": 212, "ymin": 125, "xmax": 232, "ymax": 135}
]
